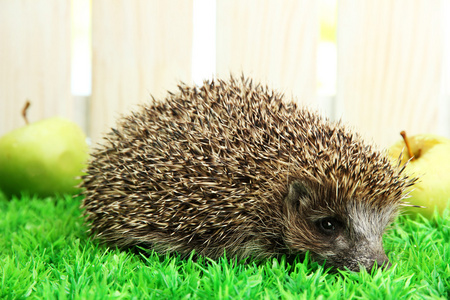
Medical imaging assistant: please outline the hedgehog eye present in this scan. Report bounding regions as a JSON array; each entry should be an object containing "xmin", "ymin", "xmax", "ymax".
[{"xmin": 316, "ymin": 217, "xmax": 340, "ymax": 235}]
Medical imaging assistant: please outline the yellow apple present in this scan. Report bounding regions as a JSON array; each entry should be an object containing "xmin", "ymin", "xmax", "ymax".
[
  {"xmin": 389, "ymin": 132, "xmax": 450, "ymax": 218},
  {"xmin": 0, "ymin": 116, "xmax": 89, "ymax": 198}
]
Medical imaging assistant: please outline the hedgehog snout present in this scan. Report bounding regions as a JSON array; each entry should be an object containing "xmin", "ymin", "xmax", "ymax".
[
  {"xmin": 355, "ymin": 240, "xmax": 391, "ymax": 272},
  {"xmin": 368, "ymin": 252, "xmax": 391, "ymax": 271},
  {"xmin": 325, "ymin": 235, "xmax": 391, "ymax": 272}
]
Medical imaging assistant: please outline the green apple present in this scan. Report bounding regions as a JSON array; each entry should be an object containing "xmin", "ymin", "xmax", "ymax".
[
  {"xmin": 388, "ymin": 132, "xmax": 450, "ymax": 218},
  {"xmin": 0, "ymin": 117, "xmax": 89, "ymax": 198}
]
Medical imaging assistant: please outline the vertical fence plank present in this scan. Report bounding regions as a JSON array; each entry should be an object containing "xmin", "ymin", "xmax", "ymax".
[
  {"xmin": 439, "ymin": 0, "xmax": 450, "ymax": 138},
  {"xmin": 90, "ymin": 0, "xmax": 193, "ymax": 143},
  {"xmin": 0, "ymin": 0, "xmax": 71, "ymax": 135},
  {"xmin": 337, "ymin": 0, "xmax": 444, "ymax": 147},
  {"xmin": 216, "ymin": 0, "xmax": 318, "ymax": 105}
]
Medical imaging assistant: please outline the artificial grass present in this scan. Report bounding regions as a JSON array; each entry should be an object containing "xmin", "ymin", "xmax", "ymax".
[{"xmin": 0, "ymin": 194, "xmax": 449, "ymax": 299}]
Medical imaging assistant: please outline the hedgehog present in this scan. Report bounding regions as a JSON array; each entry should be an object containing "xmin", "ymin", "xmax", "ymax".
[{"xmin": 81, "ymin": 76, "xmax": 415, "ymax": 272}]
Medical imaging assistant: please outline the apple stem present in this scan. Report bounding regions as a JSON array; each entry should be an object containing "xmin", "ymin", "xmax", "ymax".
[
  {"xmin": 22, "ymin": 100, "xmax": 31, "ymax": 125},
  {"xmin": 400, "ymin": 130, "xmax": 415, "ymax": 161}
]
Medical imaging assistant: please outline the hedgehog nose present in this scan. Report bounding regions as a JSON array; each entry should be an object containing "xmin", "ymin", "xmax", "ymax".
[{"xmin": 370, "ymin": 253, "xmax": 391, "ymax": 271}]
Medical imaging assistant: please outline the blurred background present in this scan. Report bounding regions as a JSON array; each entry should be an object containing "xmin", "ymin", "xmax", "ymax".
[{"xmin": 1, "ymin": 0, "xmax": 449, "ymax": 147}]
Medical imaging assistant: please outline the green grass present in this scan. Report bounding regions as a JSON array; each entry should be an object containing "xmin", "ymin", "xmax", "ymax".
[{"xmin": 0, "ymin": 194, "xmax": 449, "ymax": 299}]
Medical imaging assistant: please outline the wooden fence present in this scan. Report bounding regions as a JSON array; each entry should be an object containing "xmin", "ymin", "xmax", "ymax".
[{"xmin": 1, "ymin": 0, "xmax": 449, "ymax": 147}]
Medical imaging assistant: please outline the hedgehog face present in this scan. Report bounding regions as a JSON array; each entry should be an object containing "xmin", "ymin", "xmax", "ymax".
[{"xmin": 283, "ymin": 180, "xmax": 395, "ymax": 272}]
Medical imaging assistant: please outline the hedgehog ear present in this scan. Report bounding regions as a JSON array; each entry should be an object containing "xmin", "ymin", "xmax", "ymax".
[{"xmin": 285, "ymin": 181, "xmax": 310, "ymax": 208}]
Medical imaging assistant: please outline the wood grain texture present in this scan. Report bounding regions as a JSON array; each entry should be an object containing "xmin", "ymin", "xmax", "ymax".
[
  {"xmin": 438, "ymin": 0, "xmax": 450, "ymax": 138},
  {"xmin": 0, "ymin": 0, "xmax": 71, "ymax": 135},
  {"xmin": 216, "ymin": 0, "xmax": 318, "ymax": 106},
  {"xmin": 337, "ymin": 0, "xmax": 445, "ymax": 147},
  {"xmin": 90, "ymin": 0, "xmax": 193, "ymax": 143}
]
